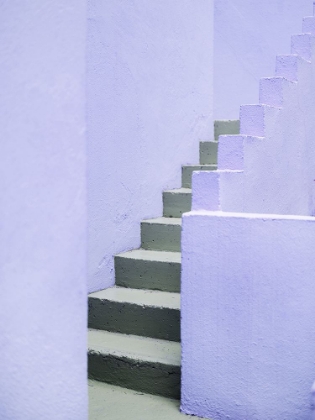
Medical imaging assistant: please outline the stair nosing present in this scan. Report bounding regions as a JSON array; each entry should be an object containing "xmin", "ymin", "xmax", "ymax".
[
  {"xmin": 141, "ymin": 216, "xmax": 182, "ymax": 226},
  {"xmin": 88, "ymin": 329, "xmax": 181, "ymax": 366},
  {"xmin": 89, "ymin": 286, "xmax": 180, "ymax": 309},
  {"xmin": 115, "ymin": 248, "xmax": 181, "ymax": 263},
  {"xmin": 163, "ymin": 187, "xmax": 192, "ymax": 194},
  {"xmin": 182, "ymin": 164, "xmax": 217, "ymax": 169}
]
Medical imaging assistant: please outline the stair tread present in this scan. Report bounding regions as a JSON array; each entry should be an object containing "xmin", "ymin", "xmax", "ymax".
[
  {"xmin": 88, "ymin": 329, "xmax": 181, "ymax": 366},
  {"xmin": 164, "ymin": 188, "xmax": 191, "ymax": 194},
  {"xmin": 89, "ymin": 286, "xmax": 180, "ymax": 309},
  {"xmin": 89, "ymin": 380, "xmax": 204, "ymax": 420},
  {"xmin": 183, "ymin": 164, "xmax": 217, "ymax": 169},
  {"xmin": 116, "ymin": 248, "xmax": 181, "ymax": 263},
  {"xmin": 200, "ymin": 140, "xmax": 218, "ymax": 143},
  {"xmin": 142, "ymin": 217, "xmax": 182, "ymax": 226}
]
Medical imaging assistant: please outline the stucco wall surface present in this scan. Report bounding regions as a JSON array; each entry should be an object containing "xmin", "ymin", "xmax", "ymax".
[
  {"xmin": 183, "ymin": 7, "xmax": 315, "ymax": 418},
  {"xmin": 193, "ymin": 15, "xmax": 315, "ymax": 217},
  {"xmin": 181, "ymin": 211, "xmax": 315, "ymax": 420},
  {"xmin": 0, "ymin": 2, "xmax": 87, "ymax": 419},
  {"xmin": 87, "ymin": 0, "xmax": 214, "ymax": 293},
  {"xmin": 214, "ymin": 0, "xmax": 312, "ymax": 119}
]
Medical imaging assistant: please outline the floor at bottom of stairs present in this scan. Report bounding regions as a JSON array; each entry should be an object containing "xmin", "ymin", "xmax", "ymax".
[{"xmin": 89, "ymin": 380, "xmax": 205, "ymax": 420}]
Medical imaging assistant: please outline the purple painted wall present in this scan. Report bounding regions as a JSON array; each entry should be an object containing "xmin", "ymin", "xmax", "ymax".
[
  {"xmin": 182, "ymin": 5, "xmax": 315, "ymax": 419},
  {"xmin": 0, "ymin": 2, "xmax": 87, "ymax": 419},
  {"xmin": 87, "ymin": 0, "xmax": 214, "ymax": 293},
  {"xmin": 182, "ymin": 211, "xmax": 315, "ymax": 420},
  {"xmin": 193, "ymin": 15, "xmax": 315, "ymax": 217},
  {"xmin": 214, "ymin": 0, "xmax": 312, "ymax": 119}
]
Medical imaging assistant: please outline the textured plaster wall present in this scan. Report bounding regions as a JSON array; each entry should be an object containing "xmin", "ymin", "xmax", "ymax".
[
  {"xmin": 193, "ymin": 17, "xmax": 315, "ymax": 217},
  {"xmin": 214, "ymin": 0, "xmax": 312, "ymax": 119},
  {"xmin": 0, "ymin": 2, "xmax": 87, "ymax": 419},
  {"xmin": 87, "ymin": 0, "xmax": 214, "ymax": 293},
  {"xmin": 182, "ymin": 6, "xmax": 315, "ymax": 419},
  {"xmin": 181, "ymin": 212, "xmax": 315, "ymax": 420}
]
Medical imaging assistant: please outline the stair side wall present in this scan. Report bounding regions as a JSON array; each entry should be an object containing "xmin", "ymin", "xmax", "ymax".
[
  {"xmin": 87, "ymin": 0, "xmax": 214, "ymax": 292},
  {"xmin": 183, "ymin": 6, "xmax": 315, "ymax": 419},
  {"xmin": 181, "ymin": 211, "xmax": 315, "ymax": 420},
  {"xmin": 214, "ymin": 0, "xmax": 312, "ymax": 120},
  {"xmin": 193, "ymin": 37, "xmax": 315, "ymax": 216}
]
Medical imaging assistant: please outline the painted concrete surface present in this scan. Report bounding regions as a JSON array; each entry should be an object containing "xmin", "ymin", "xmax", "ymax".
[
  {"xmin": 89, "ymin": 286, "xmax": 180, "ymax": 308},
  {"xmin": 115, "ymin": 249, "xmax": 181, "ymax": 293},
  {"xmin": 0, "ymin": 1, "xmax": 87, "ymax": 419},
  {"xmin": 88, "ymin": 287, "xmax": 180, "ymax": 341},
  {"xmin": 89, "ymin": 330, "xmax": 181, "ymax": 366},
  {"xmin": 199, "ymin": 141, "xmax": 219, "ymax": 165},
  {"xmin": 141, "ymin": 217, "xmax": 182, "ymax": 252},
  {"xmin": 214, "ymin": 120, "xmax": 240, "ymax": 141},
  {"xmin": 182, "ymin": 165, "xmax": 217, "ymax": 189},
  {"xmin": 185, "ymin": 7, "xmax": 315, "ymax": 418},
  {"xmin": 89, "ymin": 331, "xmax": 181, "ymax": 399},
  {"xmin": 181, "ymin": 211, "xmax": 315, "ymax": 420},
  {"xmin": 87, "ymin": 0, "xmax": 214, "ymax": 293},
  {"xmin": 214, "ymin": 0, "xmax": 312, "ymax": 119},
  {"xmin": 193, "ymin": 28, "xmax": 315, "ymax": 217},
  {"xmin": 89, "ymin": 380, "xmax": 205, "ymax": 420},
  {"xmin": 163, "ymin": 188, "xmax": 192, "ymax": 218}
]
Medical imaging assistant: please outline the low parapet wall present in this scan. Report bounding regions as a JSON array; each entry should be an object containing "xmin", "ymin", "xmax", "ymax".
[{"xmin": 181, "ymin": 211, "xmax": 315, "ymax": 420}]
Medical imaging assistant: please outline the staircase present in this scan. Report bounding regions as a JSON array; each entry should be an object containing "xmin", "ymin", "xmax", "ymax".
[{"xmin": 88, "ymin": 120, "xmax": 239, "ymax": 400}]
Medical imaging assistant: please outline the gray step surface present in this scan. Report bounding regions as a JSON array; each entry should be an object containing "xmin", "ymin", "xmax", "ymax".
[
  {"xmin": 88, "ymin": 330, "xmax": 181, "ymax": 399},
  {"xmin": 141, "ymin": 217, "xmax": 182, "ymax": 252},
  {"xmin": 182, "ymin": 164, "xmax": 217, "ymax": 188},
  {"xmin": 88, "ymin": 286, "xmax": 180, "ymax": 342},
  {"xmin": 214, "ymin": 119, "xmax": 240, "ymax": 141},
  {"xmin": 163, "ymin": 188, "xmax": 192, "ymax": 218},
  {"xmin": 115, "ymin": 249, "xmax": 181, "ymax": 293},
  {"xmin": 89, "ymin": 380, "xmax": 204, "ymax": 420},
  {"xmin": 199, "ymin": 141, "xmax": 218, "ymax": 165}
]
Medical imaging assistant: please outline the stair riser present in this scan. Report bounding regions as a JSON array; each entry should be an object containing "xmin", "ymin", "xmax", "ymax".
[
  {"xmin": 88, "ymin": 298, "xmax": 180, "ymax": 342},
  {"xmin": 163, "ymin": 192, "xmax": 191, "ymax": 217},
  {"xmin": 199, "ymin": 142, "xmax": 218, "ymax": 165},
  {"xmin": 115, "ymin": 256, "xmax": 180, "ymax": 292},
  {"xmin": 182, "ymin": 165, "xmax": 216, "ymax": 188},
  {"xmin": 214, "ymin": 120, "xmax": 240, "ymax": 141},
  {"xmin": 141, "ymin": 222, "xmax": 181, "ymax": 252},
  {"xmin": 88, "ymin": 352, "xmax": 181, "ymax": 399}
]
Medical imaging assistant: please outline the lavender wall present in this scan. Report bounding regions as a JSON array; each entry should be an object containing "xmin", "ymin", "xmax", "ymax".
[
  {"xmin": 214, "ymin": 0, "xmax": 312, "ymax": 119},
  {"xmin": 0, "ymin": 2, "xmax": 87, "ymax": 419},
  {"xmin": 181, "ymin": 211, "xmax": 315, "ymax": 420},
  {"xmin": 182, "ymin": 5, "xmax": 315, "ymax": 419},
  {"xmin": 87, "ymin": 0, "xmax": 214, "ymax": 292},
  {"xmin": 193, "ymin": 16, "xmax": 315, "ymax": 217}
]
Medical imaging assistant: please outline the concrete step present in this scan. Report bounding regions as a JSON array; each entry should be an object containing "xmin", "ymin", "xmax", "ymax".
[
  {"xmin": 163, "ymin": 188, "xmax": 191, "ymax": 218},
  {"xmin": 182, "ymin": 164, "xmax": 216, "ymax": 188},
  {"xmin": 141, "ymin": 217, "xmax": 182, "ymax": 252},
  {"xmin": 214, "ymin": 119, "xmax": 240, "ymax": 141},
  {"xmin": 115, "ymin": 249, "xmax": 181, "ymax": 293},
  {"xmin": 88, "ymin": 286, "xmax": 180, "ymax": 342},
  {"xmin": 88, "ymin": 330, "xmax": 181, "ymax": 399},
  {"xmin": 89, "ymin": 380, "xmax": 204, "ymax": 420},
  {"xmin": 199, "ymin": 141, "xmax": 218, "ymax": 165}
]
